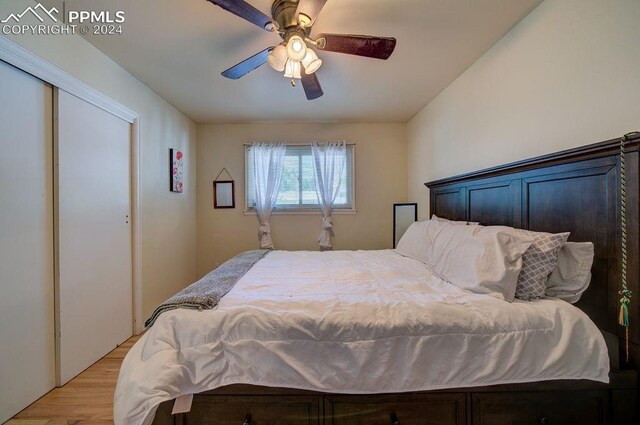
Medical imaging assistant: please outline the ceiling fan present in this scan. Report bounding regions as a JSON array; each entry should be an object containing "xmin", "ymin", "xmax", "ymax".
[{"xmin": 206, "ymin": 0, "xmax": 397, "ymax": 100}]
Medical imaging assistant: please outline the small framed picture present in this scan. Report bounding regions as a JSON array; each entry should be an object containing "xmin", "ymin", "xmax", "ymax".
[
  {"xmin": 214, "ymin": 181, "xmax": 235, "ymax": 209},
  {"xmin": 170, "ymin": 148, "xmax": 184, "ymax": 193}
]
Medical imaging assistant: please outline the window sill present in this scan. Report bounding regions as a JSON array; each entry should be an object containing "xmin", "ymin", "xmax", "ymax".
[{"xmin": 243, "ymin": 209, "xmax": 357, "ymax": 216}]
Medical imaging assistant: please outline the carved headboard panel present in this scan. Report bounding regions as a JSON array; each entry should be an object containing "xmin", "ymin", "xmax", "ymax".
[{"xmin": 425, "ymin": 134, "xmax": 640, "ymax": 368}]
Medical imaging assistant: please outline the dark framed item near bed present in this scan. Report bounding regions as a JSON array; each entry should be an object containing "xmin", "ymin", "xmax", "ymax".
[
  {"xmin": 393, "ymin": 203, "xmax": 418, "ymax": 248},
  {"xmin": 151, "ymin": 134, "xmax": 639, "ymax": 425}
]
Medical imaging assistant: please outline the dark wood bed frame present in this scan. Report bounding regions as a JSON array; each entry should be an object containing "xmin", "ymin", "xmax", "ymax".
[{"xmin": 153, "ymin": 135, "xmax": 639, "ymax": 425}]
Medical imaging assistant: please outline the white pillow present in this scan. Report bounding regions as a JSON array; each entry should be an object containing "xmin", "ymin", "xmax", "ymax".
[
  {"xmin": 395, "ymin": 221, "xmax": 429, "ymax": 264},
  {"xmin": 424, "ymin": 220, "xmax": 534, "ymax": 301},
  {"xmin": 545, "ymin": 242, "xmax": 594, "ymax": 303}
]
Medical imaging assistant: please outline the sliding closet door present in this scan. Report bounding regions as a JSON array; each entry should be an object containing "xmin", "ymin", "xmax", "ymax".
[
  {"xmin": 56, "ymin": 89, "xmax": 133, "ymax": 385},
  {"xmin": 0, "ymin": 61, "xmax": 55, "ymax": 422}
]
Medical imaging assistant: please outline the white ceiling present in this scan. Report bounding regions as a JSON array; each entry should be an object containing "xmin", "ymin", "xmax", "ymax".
[{"xmin": 44, "ymin": 0, "xmax": 541, "ymax": 123}]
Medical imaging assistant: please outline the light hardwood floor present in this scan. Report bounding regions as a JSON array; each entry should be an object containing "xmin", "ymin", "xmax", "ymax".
[{"xmin": 4, "ymin": 335, "xmax": 140, "ymax": 425}]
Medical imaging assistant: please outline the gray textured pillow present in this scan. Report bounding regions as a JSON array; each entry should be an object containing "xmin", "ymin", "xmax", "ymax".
[
  {"xmin": 514, "ymin": 229, "xmax": 570, "ymax": 301},
  {"xmin": 431, "ymin": 214, "xmax": 479, "ymax": 225}
]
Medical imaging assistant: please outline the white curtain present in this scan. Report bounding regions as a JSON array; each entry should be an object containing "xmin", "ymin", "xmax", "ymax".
[
  {"xmin": 311, "ymin": 141, "xmax": 347, "ymax": 251},
  {"xmin": 250, "ymin": 142, "xmax": 286, "ymax": 249}
]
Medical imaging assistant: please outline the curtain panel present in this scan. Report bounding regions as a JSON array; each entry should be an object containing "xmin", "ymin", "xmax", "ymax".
[
  {"xmin": 249, "ymin": 142, "xmax": 287, "ymax": 249},
  {"xmin": 311, "ymin": 141, "xmax": 347, "ymax": 251}
]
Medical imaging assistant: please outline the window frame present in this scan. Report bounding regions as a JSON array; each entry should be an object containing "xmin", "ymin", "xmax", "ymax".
[{"xmin": 244, "ymin": 143, "xmax": 357, "ymax": 215}]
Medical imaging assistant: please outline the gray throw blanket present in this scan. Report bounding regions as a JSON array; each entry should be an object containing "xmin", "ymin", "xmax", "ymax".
[{"xmin": 145, "ymin": 250, "xmax": 269, "ymax": 328}]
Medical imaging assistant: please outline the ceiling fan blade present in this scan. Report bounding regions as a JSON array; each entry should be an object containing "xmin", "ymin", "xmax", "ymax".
[
  {"xmin": 206, "ymin": 0, "xmax": 277, "ymax": 31},
  {"xmin": 301, "ymin": 72, "xmax": 324, "ymax": 100},
  {"xmin": 316, "ymin": 34, "xmax": 396, "ymax": 60},
  {"xmin": 296, "ymin": 0, "xmax": 328, "ymax": 26},
  {"xmin": 222, "ymin": 47, "xmax": 274, "ymax": 79}
]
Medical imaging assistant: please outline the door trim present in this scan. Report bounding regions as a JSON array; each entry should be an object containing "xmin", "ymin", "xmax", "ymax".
[{"xmin": 0, "ymin": 36, "xmax": 144, "ymax": 335}]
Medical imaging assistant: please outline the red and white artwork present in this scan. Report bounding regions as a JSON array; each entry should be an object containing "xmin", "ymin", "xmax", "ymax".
[{"xmin": 170, "ymin": 149, "xmax": 184, "ymax": 193}]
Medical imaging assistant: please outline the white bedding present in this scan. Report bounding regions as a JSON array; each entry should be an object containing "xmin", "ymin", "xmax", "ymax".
[{"xmin": 114, "ymin": 250, "xmax": 609, "ymax": 425}]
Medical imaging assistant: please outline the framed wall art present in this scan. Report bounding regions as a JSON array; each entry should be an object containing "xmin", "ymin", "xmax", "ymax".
[
  {"xmin": 170, "ymin": 148, "xmax": 184, "ymax": 193},
  {"xmin": 214, "ymin": 168, "xmax": 235, "ymax": 209}
]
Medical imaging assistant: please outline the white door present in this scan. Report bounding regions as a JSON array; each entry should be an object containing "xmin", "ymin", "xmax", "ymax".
[
  {"xmin": 56, "ymin": 89, "xmax": 133, "ymax": 385},
  {"xmin": 0, "ymin": 60, "xmax": 55, "ymax": 422}
]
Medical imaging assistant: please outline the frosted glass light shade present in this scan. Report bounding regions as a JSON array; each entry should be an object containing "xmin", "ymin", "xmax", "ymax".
[
  {"xmin": 286, "ymin": 35, "xmax": 307, "ymax": 62},
  {"xmin": 302, "ymin": 49, "xmax": 322, "ymax": 74},
  {"xmin": 268, "ymin": 44, "xmax": 287, "ymax": 72},
  {"xmin": 284, "ymin": 59, "xmax": 301, "ymax": 79}
]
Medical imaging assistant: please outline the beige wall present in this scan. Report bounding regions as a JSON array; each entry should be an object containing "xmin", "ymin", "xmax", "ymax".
[
  {"xmin": 1, "ymin": 0, "xmax": 198, "ymax": 321},
  {"xmin": 407, "ymin": 0, "xmax": 640, "ymax": 219},
  {"xmin": 197, "ymin": 123, "xmax": 407, "ymax": 276}
]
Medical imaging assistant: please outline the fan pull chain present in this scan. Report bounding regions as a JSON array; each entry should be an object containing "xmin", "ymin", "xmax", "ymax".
[{"xmin": 619, "ymin": 132, "xmax": 639, "ymax": 363}]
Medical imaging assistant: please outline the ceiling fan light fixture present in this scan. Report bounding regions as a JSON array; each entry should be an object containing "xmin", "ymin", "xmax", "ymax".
[
  {"xmin": 286, "ymin": 35, "xmax": 307, "ymax": 62},
  {"xmin": 209, "ymin": 0, "xmax": 396, "ymax": 100},
  {"xmin": 302, "ymin": 49, "xmax": 322, "ymax": 74},
  {"xmin": 267, "ymin": 44, "xmax": 287, "ymax": 72},
  {"xmin": 284, "ymin": 59, "xmax": 302, "ymax": 79}
]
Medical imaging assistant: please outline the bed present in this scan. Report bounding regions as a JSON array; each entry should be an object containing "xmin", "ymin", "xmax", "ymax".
[{"xmin": 117, "ymin": 134, "xmax": 640, "ymax": 425}]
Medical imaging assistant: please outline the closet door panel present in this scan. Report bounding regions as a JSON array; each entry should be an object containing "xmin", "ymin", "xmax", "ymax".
[
  {"xmin": 56, "ymin": 89, "xmax": 133, "ymax": 385},
  {"xmin": 0, "ymin": 60, "xmax": 55, "ymax": 422}
]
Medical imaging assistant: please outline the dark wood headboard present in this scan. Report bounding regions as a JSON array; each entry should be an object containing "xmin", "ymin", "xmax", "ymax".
[{"xmin": 425, "ymin": 134, "xmax": 640, "ymax": 369}]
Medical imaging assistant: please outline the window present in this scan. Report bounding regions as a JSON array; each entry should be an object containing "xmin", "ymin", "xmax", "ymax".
[{"xmin": 246, "ymin": 144, "xmax": 355, "ymax": 211}]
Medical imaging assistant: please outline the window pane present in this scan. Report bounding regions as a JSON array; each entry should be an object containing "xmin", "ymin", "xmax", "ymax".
[
  {"xmin": 277, "ymin": 155, "xmax": 300, "ymax": 205},
  {"xmin": 301, "ymin": 154, "xmax": 317, "ymax": 205},
  {"xmin": 247, "ymin": 145, "xmax": 354, "ymax": 211}
]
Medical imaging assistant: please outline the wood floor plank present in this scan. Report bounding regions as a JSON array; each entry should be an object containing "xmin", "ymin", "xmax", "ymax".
[{"xmin": 5, "ymin": 335, "xmax": 141, "ymax": 425}]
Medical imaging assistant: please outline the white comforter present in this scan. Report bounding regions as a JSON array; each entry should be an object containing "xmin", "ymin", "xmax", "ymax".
[{"xmin": 114, "ymin": 250, "xmax": 609, "ymax": 425}]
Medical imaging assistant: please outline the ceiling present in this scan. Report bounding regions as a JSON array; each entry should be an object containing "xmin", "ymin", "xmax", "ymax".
[{"xmin": 43, "ymin": 0, "xmax": 542, "ymax": 123}]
